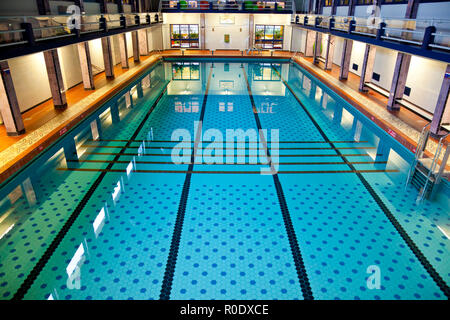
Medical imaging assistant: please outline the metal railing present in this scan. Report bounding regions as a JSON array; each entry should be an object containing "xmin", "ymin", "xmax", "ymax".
[
  {"xmin": 292, "ymin": 14, "xmax": 450, "ymax": 51},
  {"xmin": 406, "ymin": 123, "xmax": 450, "ymax": 202},
  {"xmin": 160, "ymin": 0, "xmax": 293, "ymax": 12},
  {"xmin": 0, "ymin": 12, "xmax": 163, "ymax": 47}
]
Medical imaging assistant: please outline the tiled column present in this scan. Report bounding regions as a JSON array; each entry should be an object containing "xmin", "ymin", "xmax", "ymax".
[
  {"xmin": 248, "ymin": 14, "xmax": 254, "ymax": 49},
  {"xmin": 313, "ymin": 32, "xmax": 322, "ymax": 64},
  {"xmin": 138, "ymin": 29, "xmax": 149, "ymax": 56},
  {"xmin": 77, "ymin": 42, "xmax": 95, "ymax": 90},
  {"xmin": 74, "ymin": 0, "xmax": 85, "ymax": 12},
  {"xmin": 118, "ymin": 33, "xmax": 129, "ymax": 69},
  {"xmin": 101, "ymin": 36, "xmax": 115, "ymax": 78},
  {"xmin": 99, "ymin": 0, "xmax": 108, "ymax": 13},
  {"xmin": 131, "ymin": 31, "xmax": 140, "ymax": 63},
  {"xmin": 43, "ymin": 49, "xmax": 67, "ymax": 109},
  {"xmin": 387, "ymin": 52, "xmax": 411, "ymax": 110},
  {"xmin": 359, "ymin": 44, "xmax": 376, "ymax": 92},
  {"xmin": 0, "ymin": 61, "xmax": 25, "ymax": 135},
  {"xmin": 339, "ymin": 39, "xmax": 353, "ymax": 80},
  {"xmin": 63, "ymin": 138, "xmax": 79, "ymax": 163},
  {"xmin": 200, "ymin": 13, "xmax": 206, "ymax": 50},
  {"xmin": 36, "ymin": 0, "xmax": 50, "ymax": 15},
  {"xmin": 137, "ymin": 83, "xmax": 144, "ymax": 99},
  {"xmin": 324, "ymin": 35, "xmax": 335, "ymax": 70},
  {"xmin": 430, "ymin": 64, "xmax": 450, "ymax": 135},
  {"xmin": 304, "ymin": 30, "xmax": 316, "ymax": 57},
  {"xmin": 110, "ymin": 102, "xmax": 120, "ymax": 123}
]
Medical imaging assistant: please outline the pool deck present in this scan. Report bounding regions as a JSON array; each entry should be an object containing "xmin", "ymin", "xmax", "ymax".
[{"xmin": 0, "ymin": 49, "xmax": 447, "ymax": 185}]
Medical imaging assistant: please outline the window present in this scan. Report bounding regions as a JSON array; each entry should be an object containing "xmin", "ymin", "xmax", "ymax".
[
  {"xmin": 170, "ymin": 24, "xmax": 199, "ymax": 48},
  {"xmin": 252, "ymin": 63, "xmax": 281, "ymax": 81},
  {"xmin": 338, "ymin": 0, "xmax": 349, "ymax": 5},
  {"xmin": 324, "ymin": 0, "xmax": 333, "ymax": 6},
  {"xmin": 356, "ymin": 0, "xmax": 373, "ymax": 4},
  {"xmin": 172, "ymin": 62, "xmax": 200, "ymax": 80},
  {"xmin": 255, "ymin": 25, "xmax": 284, "ymax": 49}
]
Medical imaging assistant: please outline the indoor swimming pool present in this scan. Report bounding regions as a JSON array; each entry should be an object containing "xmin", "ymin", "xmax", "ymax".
[{"xmin": 0, "ymin": 59, "xmax": 448, "ymax": 300}]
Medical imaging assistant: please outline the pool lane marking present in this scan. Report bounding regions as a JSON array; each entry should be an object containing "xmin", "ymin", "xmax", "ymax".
[
  {"xmin": 65, "ymin": 159, "xmax": 389, "ymax": 166},
  {"xmin": 159, "ymin": 66, "xmax": 213, "ymax": 300},
  {"xmin": 86, "ymin": 139, "xmax": 370, "ymax": 144},
  {"xmin": 80, "ymin": 144, "xmax": 377, "ymax": 151},
  {"xmin": 12, "ymin": 83, "xmax": 170, "ymax": 300},
  {"xmin": 242, "ymin": 64, "xmax": 314, "ymax": 300},
  {"xmin": 272, "ymin": 66, "xmax": 450, "ymax": 298},
  {"xmin": 57, "ymin": 168, "xmax": 399, "ymax": 174},
  {"xmin": 79, "ymin": 151, "xmax": 383, "ymax": 158}
]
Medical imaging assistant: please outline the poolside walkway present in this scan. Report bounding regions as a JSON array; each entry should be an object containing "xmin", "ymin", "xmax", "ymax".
[{"xmin": 0, "ymin": 49, "xmax": 446, "ymax": 183}]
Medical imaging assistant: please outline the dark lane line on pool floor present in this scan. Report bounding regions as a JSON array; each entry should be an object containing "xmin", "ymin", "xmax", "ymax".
[
  {"xmin": 12, "ymin": 81, "xmax": 171, "ymax": 300},
  {"xmin": 159, "ymin": 66, "xmax": 213, "ymax": 300},
  {"xmin": 242, "ymin": 65, "xmax": 314, "ymax": 300},
  {"xmin": 272, "ymin": 66, "xmax": 450, "ymax": 299}
]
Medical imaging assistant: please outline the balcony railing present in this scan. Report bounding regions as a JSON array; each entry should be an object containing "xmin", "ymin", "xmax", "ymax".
[
  {"xmin": 292, "ymin": 14, "xmax": 450, "ymax": 52},
  {"xmin": 0, "ymin": 12, "xmax": 163, "ymax": 48},
  {"xmin": 160, "ymin": 0, "xmax": 294, "ymax": 13}
]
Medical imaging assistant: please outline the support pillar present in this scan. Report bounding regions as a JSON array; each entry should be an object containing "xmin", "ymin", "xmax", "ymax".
[
  {"xmin": 99, "ymin": 0, "xmax": 108, "ymax": 13},
  {"xmin": 305, "ymin": 30, "xmax": 316, "ymax": 57},
  {"xmin": 137, "ymin": 83, "xmax": 144, "ymax": 99},
  {"xmin": 36, "ymin": 0, "xmax": 50, "ymax": 15},
  {"xmin": 101, "ymin": 37, "xmax": 115, "ymax": 78},
  {"xmin": 359, "ymin": 44, "xmax": 377, "ymax": 92},
  {"xmin": 77, "ymin": 42, "xmax": 95, "ymax": 90},
  {"xmin": 200, "ymin": 13, "xmax": 206, "ymax": 50},
  {"xmin": 118, "ymin": 33, "xmax": 129, "ymax": 69},
  {"xmin": 43, "ymin": 49, "xmax": 67, "ymax": 109},
  {"xmin": 313, "ymin": 32, "xmax": 322, "ymax": 64},
  {"xmin": 131, "ymin": 31, "xmax": 140, "ymax": 63},
  {"xmin": 387, "ymin": 52, "xmax": 411, "ymax": 110},
  {"xmin": 248, "ymin": 14, "xmax": 254, "ymax": 49},
  {"xmin": 339, "ymin": 39, "xmax": 353, "ymax": 80},
  {"xmin": 430, "ymin": 64, "xmax": 450, "ymax": 135},
  {"xmin": 324, "ymin": 35, "xmax": 335, "ymax": 70},
  {"xmin": 0, "ymin": 61, "xmax": 25, "ymax": 135},
  {"xmin": 110, "ymin": 102, "xmax": 120, "ymax": 124},
  {"xmin": 63, "ymin": 138, "xmax": 79, "ymax": 163},
  {"xmin": 74, "ymin": 0, "xmax": 85, "ymax": 13},
  {"xmin": 138, "ymin": 29, "xmax": 149, "ymax": 56},
  {"xmin": 116, "ymin": 0, "xmax": 124, "ymax": 13}
]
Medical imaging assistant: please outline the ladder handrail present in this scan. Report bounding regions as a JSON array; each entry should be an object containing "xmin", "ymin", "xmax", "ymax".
[
  {"xmin": 406, "ymin": 123, "xmax": 430, "ymax": 186},
  {"xmin": 434, "ymin": 131, "xmax": 450, "ymax": 185}
]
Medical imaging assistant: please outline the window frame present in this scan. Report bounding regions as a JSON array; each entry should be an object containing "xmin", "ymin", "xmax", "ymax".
[
  {"xmin": 254, "ymin": 24, "xmax": 284, "ymax": 50},
  {"xmin": 170, "ymin": 24, "xmax": 200, "ymax": 49}
]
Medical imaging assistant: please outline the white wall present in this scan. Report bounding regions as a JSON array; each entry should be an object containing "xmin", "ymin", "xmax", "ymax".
[
  {"xmin": 417, "ymin": 2, "xmax": 450, "ymax": 21},
  {"xmin": 405, "ymin": 56, "xmax": 448, "ymax": 114},
  {"xmin": 0, "ymin": 0, "xmax": 38, "ymax": 15},
  {"xmin": 205, "ymin": 13, "xmax": 249, "ymax": 50},
  {"xmin": 348, "ymin": 40, "xmax": 366, "ymax": 77},
  {"xmin": 291, "ymin": 27, "xmax": 306, "ymax": 53},
  {"xmin": 88, "ymin": 39, "xmax": 106, "ymax": 74},
  {"xmin": 58, "ymin": 45, "xmax": 82, "ymax": 90},
  {"xmin": 371, "ymin": 46, "xmax": 397, "ymax": 91},
  {"xmin": 8, "ymin": 53, "xmax": 51, "ymax": 112}
]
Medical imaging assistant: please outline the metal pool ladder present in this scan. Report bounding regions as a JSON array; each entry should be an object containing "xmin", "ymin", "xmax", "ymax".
[{"xmin": 406, "ymin": 123, "xmax": 450, "ymax": 202}]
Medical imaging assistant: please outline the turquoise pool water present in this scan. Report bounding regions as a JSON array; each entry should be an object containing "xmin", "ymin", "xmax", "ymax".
[{"xmin": 0, "ymin": 59, "xmax": 448, "ymax": 300}]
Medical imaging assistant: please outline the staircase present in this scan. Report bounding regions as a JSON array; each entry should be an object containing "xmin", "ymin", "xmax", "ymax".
[{"xmin": 406, "ymin": 123, "xmax": 450, "ymax": 202}]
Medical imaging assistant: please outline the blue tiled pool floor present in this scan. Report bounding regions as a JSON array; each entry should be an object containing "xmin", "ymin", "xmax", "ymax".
[{"xmin": 0, "ymin": 61, "xmax": 448, "ymax": 300}]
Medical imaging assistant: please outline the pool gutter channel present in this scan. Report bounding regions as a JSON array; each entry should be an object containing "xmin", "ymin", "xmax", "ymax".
[
  {"xmin": 12, "ymin": 82, "xmax": 170, "ymax": 300},
  {"xmin": 159, "ymin": 66, "xmax": 214, "ymax": 300},
  {"xmin": 242, "ymin": 65, "xmax": 315, "ymax": 301},
  {"xmin": 271, "ymin": 66, "xmax": 450, "ymax": 299}
]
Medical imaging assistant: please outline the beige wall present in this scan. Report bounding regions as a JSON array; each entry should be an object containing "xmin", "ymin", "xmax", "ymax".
[
  {"xmin": 8, "ymin": 52, "xmax": 51, "ymax": 113},
  {"xmin": 205, "ymin": 13, "xmax": 250, "ymax": 50}
]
